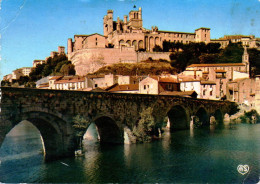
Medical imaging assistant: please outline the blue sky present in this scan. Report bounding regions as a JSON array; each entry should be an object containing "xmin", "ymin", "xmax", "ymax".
[{"xmin": 1, "ymin": 0, "xmax": 260, "ymax": 78}]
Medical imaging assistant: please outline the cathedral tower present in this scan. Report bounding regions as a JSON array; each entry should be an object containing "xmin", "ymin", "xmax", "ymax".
[
  {"xmin": 103, "ymin": 10, "xmax": 114, "ymax": 37},
  {"xmin": 242, "ymin": 46, "xmax": 249, "ymax": 73},
  {"xmin": 128, "ymin": 7, "xmax": 143, "ymax": 29}
]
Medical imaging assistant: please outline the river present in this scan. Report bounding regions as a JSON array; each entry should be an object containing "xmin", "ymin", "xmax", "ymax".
[{"xmin": 0, "ymin": 121, "xmax": 259, "ymax": 183}]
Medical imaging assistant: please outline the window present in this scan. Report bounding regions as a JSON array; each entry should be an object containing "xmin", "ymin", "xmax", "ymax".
[
  {"xmin": 95, "ymin": 84, "xmax": 98, "ymax": 87},
  {"xmin": 203, "ymin": 90, "xmax": 206, "ymax": 96},
  {"xmin": 216, "ymin": 72, "xmax": 226, "ymax": 79},
  {"xmin": 210, "ymin": 91, "xmax": 213, "ymax": 96},
  {"xmin": 144, "ymin": 85, "xmax": 146, "ymax": 90}
]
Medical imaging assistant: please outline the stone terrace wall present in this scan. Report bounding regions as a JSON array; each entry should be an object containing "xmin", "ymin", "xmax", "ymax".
[
  {"xmin": 69, "ymin": 47, "xmax": 172, "ymax": 76},
  {"xmin": 137, "ymin": 52, "xmax": 170, "ymax": 62},
  {"xmin": 69, "ymin": 47, "xmax": 137, "ymax": 76}
]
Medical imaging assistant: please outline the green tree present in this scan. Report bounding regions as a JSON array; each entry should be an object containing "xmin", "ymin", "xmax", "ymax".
[
  {"xmin": 133, "ymin": 107, "xmax": 156, "ymax": 142},
  {"xmin": 218, "ymin": 42, "xmax": 243, "ymax": 63},
  {"xmin": 73, "ymin": 115, "xmax": 90, "ymax": 150},
  {"xmin": 206, "ymin": 43, "xmax": 221, "ymax": 53},
  {"xmin": 199, "ymin": 53, "xmax": 220, "ymax": 64},
  {"xmin": 60, "ymin": 63, "xmax": 76, "ymax": 76},
  {"xmin": 42, "ymin": 64, "xmax": 53, "ymax": 77},
  {"xmin": 248, "ymin": 48, "xmax": 260, "ymax": 77}
]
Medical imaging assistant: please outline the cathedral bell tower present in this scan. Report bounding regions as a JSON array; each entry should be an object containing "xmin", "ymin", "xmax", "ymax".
[
  {"xmin": 103, "ymin": 10, "xmax": 114, "ymax": 37},
  {"xmin": 242, "ymin": 46, "xmax": 249, "ymax": 73}
]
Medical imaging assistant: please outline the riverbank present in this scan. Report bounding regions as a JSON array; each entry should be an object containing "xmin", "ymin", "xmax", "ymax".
[{"xmin": 224, "ymin": 104, "xmax": 259, "ymax": 124}]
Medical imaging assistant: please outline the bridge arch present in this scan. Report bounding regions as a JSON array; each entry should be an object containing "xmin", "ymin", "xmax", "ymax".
[
  {"xmin": 214, "ymin": 109, "xmax": 224, "ymax": 124},
  {"xmin": 167, "ymin": 105, "xmax": 190, "ymax": 131},
  {"xmin": 195, "ymin": 107, "xmax": 210, "ymax": 126},
  {"xmin": 92, "ymin": 115, "xmax": 124, "ymax": 144},
  {"xmin": 0, "ymin": 111, "xmax": 75, "ymax": 161}
]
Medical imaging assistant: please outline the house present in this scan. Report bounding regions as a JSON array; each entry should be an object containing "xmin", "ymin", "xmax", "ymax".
[
  {"xmin": 36, "ymin": 76, "xmax": 53, "ymax": 88},
  {"xmin": 227, "ymin": 78, "xmax": 256, "ymax": 108},
  {"xmin": 179, "ymin": 77, "xmax": 201, "ymax": 97},
  {"xmin": 184, "ymin": 47, "xmax": 249, "ymax": 100},
  {"xmin": 117, "ymin": 75, "xmax": 142, "ymax": 85},
  {"xmin": 200, "ymin": 80, "xmax": 217, "ymax": 100},
  {"xmin": 33, "ymin": 60, "xmax": 45, "ymax": 68},
  {"xmin": 49, "ymin": 76, "xmax": 63, "ymax": 89},
  {"xmin": 88, "ymin": 74, "xmax": 118, "ymax": 88},
  {"xmin": 139, "ymin": 76, "xmax": 180, "ymax": 94},
  {"xmin": 49, "ymin": 76, "xmax": 86, "ymax": 90},
  {"xmin": 38, "ymin": 83, "xmax": 49, "ymax": 89},
  {"xmin": 108, "ymin": 84, "xmax": 139, "ymax": 93}
]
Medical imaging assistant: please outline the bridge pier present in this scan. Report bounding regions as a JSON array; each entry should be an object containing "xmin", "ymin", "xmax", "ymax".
[{"xmin": 44, "ymin": 134, "xmax": 76, "ymax": 162}]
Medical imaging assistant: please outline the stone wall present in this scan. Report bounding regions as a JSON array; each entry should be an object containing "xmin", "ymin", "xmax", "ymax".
[
  {"xmin": 69, "ymin": 47, "xmax": 171, "ymax": 76},
  {"xmin": 69, "ymin": 47, "xmax": 137, "ymax": 76},
  {"xmin": 137, "ymin": 52, "xmax": 170, "ymax": 62}
]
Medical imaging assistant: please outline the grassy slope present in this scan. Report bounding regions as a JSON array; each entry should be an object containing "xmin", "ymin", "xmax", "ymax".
[{"xmin": 93, "ymin": 61, "xmax": 176, "ymax": 76}]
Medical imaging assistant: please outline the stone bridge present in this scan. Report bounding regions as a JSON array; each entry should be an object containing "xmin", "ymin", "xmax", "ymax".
[{"xmin": 0, "ymin": 87, "xmax": 235, "ymax": 161}]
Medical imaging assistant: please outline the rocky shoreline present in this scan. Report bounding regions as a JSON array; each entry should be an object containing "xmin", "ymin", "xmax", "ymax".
[{"xmin": 224, "ymin": 104, "xmax": 259, "ymax": 124}]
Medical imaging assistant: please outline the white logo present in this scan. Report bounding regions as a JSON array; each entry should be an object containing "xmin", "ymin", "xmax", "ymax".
[{"xmin": 237, "ymin": 164, "xmax": 250, "ymax": 175}]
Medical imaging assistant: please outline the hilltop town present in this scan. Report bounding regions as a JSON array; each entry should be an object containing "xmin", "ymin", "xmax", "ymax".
[{"xmin": 2, "ymin": 7, "xmax": 260, "ymax": 114}]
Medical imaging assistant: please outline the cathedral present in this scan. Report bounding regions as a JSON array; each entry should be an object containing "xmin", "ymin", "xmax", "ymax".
[
  {"xmin": 67, "ymin": 7, "xmax": 210, "ymax": 55},
  {"xmin": 66, "ymin": 7, "xmax": 258, "ymax": 76}
]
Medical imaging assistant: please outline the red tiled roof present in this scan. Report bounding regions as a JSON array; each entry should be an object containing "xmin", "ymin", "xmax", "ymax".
[
  {"xmin": 53, "ymin": 76, "xmax": 85, "ymax": 84},
  {"xmin": 87, "ymin": 74, "xmax": 105, "ymax": 79},
  {"xmin": 200, "ymin": 80, "xmax": 216, "ymax": 85},
  {"xmin": 159, "ymin": 77, "xmax": 179, "ymax": 83},
  {"xmin": 188, "ymin": 63, "xmax": 245, "ymax": 67},
  {"xmin": 109, "ymin": 84, "xmax": 139, "ymax": 92},
  {"xmin": 215, "ymin": 69, "xmax": 226, "ymax": 73},
  {"xmin": 38, "ymin": 83, "xmax": 49, "ymax": 88},
  {"xmin": 49, "ymin": 76, "xmax": 63, "ymax": 80}
]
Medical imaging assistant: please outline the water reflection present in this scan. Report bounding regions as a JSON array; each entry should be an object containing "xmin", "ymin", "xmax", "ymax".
[
  {"xmin": 0, "ymin": 121, "xmax": 44, "ymax": 183},
  {"xmin": 0, "ymin": 120, "xmax": 259, "ymax": 183}
]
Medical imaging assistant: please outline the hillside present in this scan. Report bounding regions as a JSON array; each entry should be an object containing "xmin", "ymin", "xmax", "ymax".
[{"xmin": 93, "ymin": 60, "xmax": 177, "ymax": 76}]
